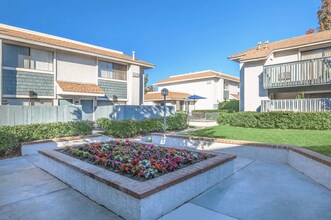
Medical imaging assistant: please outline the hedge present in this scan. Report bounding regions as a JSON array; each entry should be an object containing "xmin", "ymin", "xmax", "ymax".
[
  {"xmin": 0, "ymin": 121, "xmax": 94, "ymax": 156},
  {"xmin": 217, "ymin": 111, "xmax": 331, "ymax": 130},
  {"xmin": 97, "ymin": 113, "xmax": 188, "ymax": 138},
  {"xmin": 218, "ymin": 100, "xmax": 239, "ymax": 113}
]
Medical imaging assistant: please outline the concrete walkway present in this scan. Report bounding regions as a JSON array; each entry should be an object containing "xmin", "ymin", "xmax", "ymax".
[
  {"xmin": 0, "ymin": 157, "xmax": 121, "ymax": 220},
  {"xmin": 161, "ymin": 158, "xmax": 331, "ymax": 220},
  {"xmin": 1, "ymin": 156, "xmax": 331, "ymax": 220}
]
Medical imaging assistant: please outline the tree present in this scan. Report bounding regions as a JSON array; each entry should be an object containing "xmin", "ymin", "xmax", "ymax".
[
  {"xmin": 144, "ymin": 73, "xmax": 154, "ymax": 94},
  {"xmin": 318, "ymin": 0, "xmax": 331, "ymax": 32},
  {"xmin": 305, "ymin": 28, "xmax": 315, "ymax": 34}
]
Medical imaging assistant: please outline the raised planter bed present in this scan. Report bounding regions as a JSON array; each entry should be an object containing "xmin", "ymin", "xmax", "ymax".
[{"xmin": 37, "ymin": 140, "xmax": 235, "ymax": 220}]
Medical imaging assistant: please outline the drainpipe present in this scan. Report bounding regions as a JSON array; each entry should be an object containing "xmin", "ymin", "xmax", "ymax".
[{"xmin": 0, "ymin": 39, "xmax": 2, "ymax": 106}]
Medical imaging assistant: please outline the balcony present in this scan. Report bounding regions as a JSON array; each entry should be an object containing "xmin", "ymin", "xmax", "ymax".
[
  {"xmin": 261, "ymin": 98, "xmax": 331, "ymax": 112},
  {"xmin": 263, "ymin": 57, "xmax": 331, "ymax": 89}
]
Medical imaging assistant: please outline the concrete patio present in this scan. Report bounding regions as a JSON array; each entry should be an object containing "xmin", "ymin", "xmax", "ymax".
[{"xmin": 1, "ymin": 155, "xmax": 331, "ymax": 220}]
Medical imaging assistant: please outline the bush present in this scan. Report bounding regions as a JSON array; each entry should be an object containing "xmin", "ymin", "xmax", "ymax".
[
  {"xmin": 96, "ymin": 118, "xmax": 112, "ymax": 130},
  {"xmin": 218, "ymin": 111, "xmax": 331, "ymax": 130},
  {"xmin": 0, "ymin": 121, "xmax": 93, "ymax": 156},
  {"xmin": 218, "ymin": 100, "xmax": 239, "ymax": 113},
  {"xmin": 98, "ymin": 113, "xmax": 188, "ymax": 138}
]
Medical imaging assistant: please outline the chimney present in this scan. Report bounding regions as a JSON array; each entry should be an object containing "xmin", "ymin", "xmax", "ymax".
[
  {"xmin": 132, "ymin": 51, "xmax": 136, "ymax": 60},
  {"xmin": 257, "ymin": 42, "xmax": 262, "ymax": 51},
  {"xmin": 263, "ymin": 40, "xmax": 269, "ymax": 49}
]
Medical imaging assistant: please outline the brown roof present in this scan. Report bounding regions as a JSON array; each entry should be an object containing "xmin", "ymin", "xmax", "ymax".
[
  {"xmin": 0, "ymin": 24, "xmax": 154, "ymax": 67},
  {"xmin": 230, "ymin": 94, "xmax": 240, "ymax": 100},
  {"xmin": 229, "ymin": 30, "xmax": 331, "ymax": 62},
  {"xmin": 57, "ymin": 81, "xmax": 104, "ymax": 94},
  {"xmin": 145, "ymin": 91, "xmax": 191, "ymax": 101},
  {"xmin": 154, "ymin": 70, "xmax": 239, "ymax": 85}
]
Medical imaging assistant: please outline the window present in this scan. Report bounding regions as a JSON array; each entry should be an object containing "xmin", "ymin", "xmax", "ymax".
[
  {"xmin": 224, "ymin": 81, "xmax": 229, "ymax": 90},
  {"xmin": 98, "ymin": 61, "xmax": 127, "ymax": 80},
  {"xmin": 2, "ymin": 43, "xmax": 53, "ymax": 71},
  {"xmin": 301, "ymin": 47, "xmax": 331, "ymax": 60}
]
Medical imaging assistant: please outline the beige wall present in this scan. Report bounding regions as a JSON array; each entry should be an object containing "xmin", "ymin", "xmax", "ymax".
[
  {"xmin": 56, "ymin": 51, "xmax": 97, "ymax": 84},
  {"xmin": 158, "ymin": 78, "xmax": 218, "ymax": 110},
  {"xmin": 127, "ymin": 64, "xmax": 143, "ymax": 105},
  {"xmin": 240, "ymin": 61, "xmax": 269, "ymax": 111}
]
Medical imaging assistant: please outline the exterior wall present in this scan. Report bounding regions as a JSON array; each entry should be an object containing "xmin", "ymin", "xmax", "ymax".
[
  {"xmin": 127, "ymin": 64, "xmax": 142, "ymax": 105},
  {"xmin": 264, "ymin": 49, "xmax": 299, "ymax": 66},
  {"xmin": 98, "ymin": 79, "xmax": 127, "ymax": 100},
  {"xmin": 226, "ymin": 80, "xmax": 239, "ymax": 96},
  {"xmin": 241, "ymin": 61, "xmax": 269, "ymax": 111},
  {"xmin": 240, "ymin": 44, "xmax": 331, "ymax": 112},
  {"xmin": 56, "ymin": 51, "xmax": 97, "ymax": 84},
  {"xmin": 158, "ymin": 78, "xmax": 219, "ymax": 110},
  {"xmin": 2, "ymin": 69, "xmax": 54, "ymax": 97},
  {"xmin": 1, "ymin": 40, "xmax": 147, "ymax": 107}
]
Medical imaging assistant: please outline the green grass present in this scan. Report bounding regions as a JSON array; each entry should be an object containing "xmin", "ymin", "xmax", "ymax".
[{"xmin": 185, "ymin": 125, "xmax": 331, "ymax": 157}]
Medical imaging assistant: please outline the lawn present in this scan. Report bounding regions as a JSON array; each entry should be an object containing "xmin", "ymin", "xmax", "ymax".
[{"xmin": 185, "ymin": 125, "xmax": 331, "ymax": 157}]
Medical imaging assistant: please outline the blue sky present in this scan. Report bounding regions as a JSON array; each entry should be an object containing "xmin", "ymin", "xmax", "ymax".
[{"xmin": 0, "ymin": 0, "xmax": 321, "ymax": 85}]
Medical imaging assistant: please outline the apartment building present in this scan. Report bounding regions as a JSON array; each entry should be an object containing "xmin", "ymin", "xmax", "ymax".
[
  {"xmin": 229, "ymin": 31, "xmax": 331, "ymax": 112},
  {"xmin": 148, "ymin": 70, "xmax": 239, "ymax": 111},
  {"xmin": 0, "ymin": 24, "xmax": 154, "ymax": 119}
]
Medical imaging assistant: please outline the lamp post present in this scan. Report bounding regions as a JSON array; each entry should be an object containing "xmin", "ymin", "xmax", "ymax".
[{"xmin": 161, "ymin": 88, "xmax": 169, "ymax": 134}]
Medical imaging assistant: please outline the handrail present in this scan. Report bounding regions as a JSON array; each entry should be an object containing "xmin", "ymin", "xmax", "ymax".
[
  {"xmin": 263, "ymin": 57, "xmax": 331, "ymax": 89},
  {"xmin": 261, "ymin": 98, "xmax": 331, "ymax": 112}
]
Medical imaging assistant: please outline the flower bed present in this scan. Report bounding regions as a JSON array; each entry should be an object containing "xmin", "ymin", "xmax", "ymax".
[{"xmin": 63, "ymin": 140, "xmax": 212, "ymax": 181}]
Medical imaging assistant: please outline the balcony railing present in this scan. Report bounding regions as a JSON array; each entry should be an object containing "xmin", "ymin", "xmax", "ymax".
[
  {"xmin": 261, "ymin": 98, "xmax": 331, "ymax": 112},
  {"xmin": 263, "ymin": 57, "xmax": 331, "ymax": 89}
]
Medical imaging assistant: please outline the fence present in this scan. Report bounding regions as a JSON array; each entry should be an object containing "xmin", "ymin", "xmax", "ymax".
[
  {"xmin": 95, "ymin": 105, "xmax": 175, "ymax": 120},
  {"xmin": 261, "ymin": 98, "xmax": 331, "ymax": 112},
  {"xmin": 190, "ymin": 111, "xmax": 219, "ymax": 121},
  {"xmin": 0, "ymin": 105, "xmax": 82, "ymax": 126},
  {"xmin": 0, "ymin": 105, "xmax": 175, "ymax": 126}
]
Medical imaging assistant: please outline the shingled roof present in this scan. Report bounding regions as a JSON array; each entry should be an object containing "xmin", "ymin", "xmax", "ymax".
[
  {"xmin": 0, "ymin": 24, "xmax": 154, "ymax": 68},
  {"xmin": 145, "ymin": 91, "xmax": 191, "ymax": 101},
  {"xmin": 229, "ymin": 30, "xmax": 331, "ymax": 62},
  {"xmin": 57, "ymin": 81, "xmax": 104, "ymax": 95},
  {"xmin": 154, "ymin": 70, "xmax": 239, "ymax": 85}
]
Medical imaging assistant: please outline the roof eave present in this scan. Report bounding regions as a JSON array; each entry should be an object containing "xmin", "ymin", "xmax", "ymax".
[{"xmin": 0, "ymin": 34, "xmax": 155, "ymax": 68}]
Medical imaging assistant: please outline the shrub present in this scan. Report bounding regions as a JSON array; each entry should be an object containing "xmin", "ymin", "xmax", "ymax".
[
  {"xmin": 0, "ymin": 121, "xmax": 93, "ymax": 156},
  {"xmin": 96, "ymin": 118, "xmax": 111, "ymax": 130},
  {"xmin": 218, "ymin": 100, "xmax": 239, "ymax": 113},
  {"xmin": 218, "ymin": 111, "xmax": 331, "ymax": 130},
  {"xmin": 98, "ymin": 113, "xmax": 188, "ymax": 138}
]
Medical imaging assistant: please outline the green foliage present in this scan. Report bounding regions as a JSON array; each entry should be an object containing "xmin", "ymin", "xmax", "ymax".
[
  {"xmin": 96, "ymin": 118, "xmax": 111, "ymax": 130},
  {"xmin": 0, "ymin": 121, "xmax": 93, "ymax": 156},
  {"xmin": 97, "ymin": 113, "xmax": 189, "ymax": 138},
  {"xmin": 318, "ymin": 0, "xmax": 331, "ymax": 32},
  {"xmin": 296, "ymin": 92, "xmax": 305, "ymax": 99},
  {"xmin": 218, "ymin": 111, "xmax": 331, "ymax": 130},
  {"xmin": 185, "ymin": 125, "xmax": 331, "ymax": 157},
  {"xmin": 218, "ymin": 100, "xmax": 239, "ymax": 113}
]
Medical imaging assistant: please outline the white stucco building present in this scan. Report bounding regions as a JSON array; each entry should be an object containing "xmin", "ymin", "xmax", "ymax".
[
  {"xmin": 229, "ymin": 31, "xmax": 331, "ymax": 112},
  {"xmin": 146, "ymin": 70, "xmax": 239, "ymax": 111},
  {"xmin": 0, "ymin": 23, "xmax": 154, "ymax": 119}
]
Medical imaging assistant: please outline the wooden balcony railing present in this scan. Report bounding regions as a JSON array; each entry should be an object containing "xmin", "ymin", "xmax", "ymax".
[
  {"xmin": 261, "ymin": 98, "xmax": 331, "ymax": 112},
  {"xmin": 263, "ymin": 57, "xmax": 331, "ymax": 89}
]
